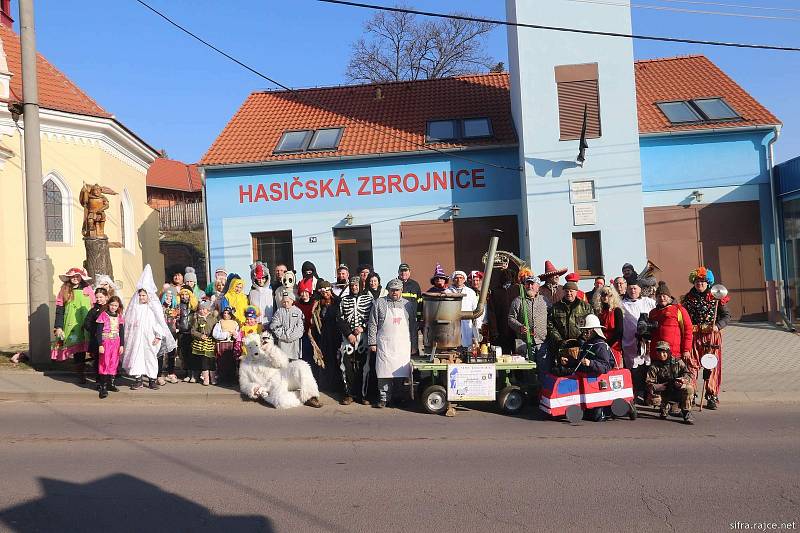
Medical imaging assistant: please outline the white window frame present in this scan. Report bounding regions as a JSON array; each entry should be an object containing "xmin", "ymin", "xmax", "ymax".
[
  {"xmin": 121, "ymin": 188, "xmax": 135, "ymax": 253},
  {"xmin": 42, "ymin": 171, "xmax": 73, "ymax": 245}
]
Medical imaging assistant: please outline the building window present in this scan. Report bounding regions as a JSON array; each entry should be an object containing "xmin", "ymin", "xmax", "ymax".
[
  {"xmin": 252, "ymin": 230, "xmax": 294, "ymax": 271},
  {"xmin": 462, "ymin": 118, "xmax": 492, "ymax": 139},
  {"xmin": 426, "ymin": 120, "xmax": 458, "ymax": 142},
  {"xmin": 573, "ymin": 231, "xmax": 603, "ymax": 277},
  {"xmin": 334, "ymin": 226, "xmax": 373, "ymax": 272},
  {"xmin": 44, "ymin": 179, "xmax": 63, "ymax": 242},
  {"xmin": 555, "ymin": 63, "xmax": 601, "ymax": 141},
  {"xmin": 655, "ymin": 101, "xmax": 701, "ymax": 124},
  {"xmin": 308, "ymin": 128, "xmax": 344, "ymax": 151},
  {"xmin": 692, "ymin": 98, "xmax": 739, "ymax": 120},
  {"xmin": 274, "ymin": 127, "xmax": 345, "ymax": 154},
  {"xmin": 656, "ymin": 98, "xmax": 740, "ymax": 125},
  {"xmin": 275, "ymin": 130, "xmax": 313, "ymax": 153}
]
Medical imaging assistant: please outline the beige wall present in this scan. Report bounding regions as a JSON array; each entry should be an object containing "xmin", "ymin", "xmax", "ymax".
[{"xmin": 0, "ymin": 129, "xmax": 162, "ymax": 348}]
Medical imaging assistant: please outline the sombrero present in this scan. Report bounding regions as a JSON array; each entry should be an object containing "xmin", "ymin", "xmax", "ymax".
[{"xmin": 538, "ymin": 260, "xmax": 567, "ymax": 280}]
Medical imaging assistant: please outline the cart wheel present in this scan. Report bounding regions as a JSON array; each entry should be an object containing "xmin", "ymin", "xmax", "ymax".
[
  {"xmin": 628, "ymin": 402, "xmax": 637, "ymax": 420},
  {"xmin": 565, "ymin": 405, "xmax": 583, "ymax": 424},
  {"xmin": 611, "ymin": 398, "xmax": 630, "ymax": 418},
  {"xmin": 498, "ymin": 386, "xmax": 525, "ymax": 415},
  {"xmin": 420, "ymin": 384, "xmax": 448, "ymax": 415}
]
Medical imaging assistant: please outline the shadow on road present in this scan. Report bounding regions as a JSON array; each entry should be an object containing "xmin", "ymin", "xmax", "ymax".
[{"xmin": 0, "ymin": 473, "xmax": 273, "ymax": 532}]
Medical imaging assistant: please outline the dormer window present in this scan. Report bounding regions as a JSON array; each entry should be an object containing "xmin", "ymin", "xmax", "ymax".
[
  {"xmin": 425, "ymin": 118, "xmax": 493, "ymax": 143},
  {"xmin": 656, "ymin": 98, "xmax": 740, "ymax": 125},
  {"xmin": 274, "ymin": 127, "xmax": 344, "ymax": 153}
]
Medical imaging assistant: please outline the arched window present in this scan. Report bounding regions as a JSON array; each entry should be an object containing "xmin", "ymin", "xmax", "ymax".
[{"xmin": 44, "ymin": 179, "xmax": 63, "ymax": 242}]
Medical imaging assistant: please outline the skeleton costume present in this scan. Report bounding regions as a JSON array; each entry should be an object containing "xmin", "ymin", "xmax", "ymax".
[{"xmin": 337, "ymin": 277, "xmax": 374, "ymax": 403}]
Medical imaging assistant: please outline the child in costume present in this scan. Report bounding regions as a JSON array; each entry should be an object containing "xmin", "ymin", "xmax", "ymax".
[
  {"xmin": 184, "ymin": 266, "xmax": 205, "ymax": 300},
  {"xmin": 94, "ymin": 275, "xmax": 118, "ymax": 298},
  {"xmin": 248, "ymin": 262, "xmax": 274, "ymax": 324},
  {"xmin": 174, "ymin": 287, "xmax": 197, "ymax": 382},
  {"xmin": 213, "ymin": 306, "xmax": 242, "ymax": 383},
  {"xmin": 190, "ymin": 300, "xmax": 218, "ymax": 385},
  {"xmin": 206, "ymin": 266, "xmax": 228, "ymax": 301},
  {"xmin": 219, "ymin": 274, "xmax": 249, "ymax": 324},
  {"xmin": 52, "ymin": 267, "xmax": 95, "ymax": 384},
  {"xmin": 95, "ymin": 296, "xmax": 125, "ymax": 399},
  {"xmin": 240, "ymin": 305, "xmax": 263, "ymax": 337},
  {"xmin": 84, "ymin": 287, "xmax": 110, "ymax": 386},
  {"xmin": 123, "ymin": 265, "xmax": 177, "ymax": 390}
]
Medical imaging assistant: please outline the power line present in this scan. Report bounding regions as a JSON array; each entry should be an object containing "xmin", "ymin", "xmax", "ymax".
[
  {"xmin": 133, "ymin": 0, "xmax": 523, "ymax": 173},
  {"xmin": 565, "ymin": 0, "xmax": 800, "ymax": 21},
  {"xmin": 654, "ymin": 0, "xmax": 800, "ymax": 14},
  {"xmin": 316, "ymin": 0, "xmax": 800, "ymax": 52}
]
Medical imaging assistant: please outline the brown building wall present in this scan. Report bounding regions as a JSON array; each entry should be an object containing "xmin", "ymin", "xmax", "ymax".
[
  {"xmin": 147, "ymin": 187, "xmax": 202, "ymax": 210},
  {"xmin": 644, "ymin": 201, "xmax": 768, "ymax": 321}
]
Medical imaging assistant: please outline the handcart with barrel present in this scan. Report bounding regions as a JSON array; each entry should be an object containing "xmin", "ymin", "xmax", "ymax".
[{"xmin": 410, "ymin": 232, "xmax": 539, "ymax": 416}]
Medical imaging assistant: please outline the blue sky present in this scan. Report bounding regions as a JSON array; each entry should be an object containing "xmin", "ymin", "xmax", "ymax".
[{"xmin": 25, "ymin": 0, "xmax": 800, "ymax": 163}]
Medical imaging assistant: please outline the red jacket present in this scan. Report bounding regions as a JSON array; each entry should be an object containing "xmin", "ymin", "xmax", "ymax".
[{"xmin": 648, "ymin": 303, "xmax": 693, "ymax": 357}]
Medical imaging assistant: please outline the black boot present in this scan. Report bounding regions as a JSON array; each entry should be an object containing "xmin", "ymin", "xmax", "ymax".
[
  {"xmin": 108, "ymin": 376, "xmax": 119, "ymax": 393},
  {"xmin": 77, "ymin": 362, "xmax": 88, "ymax": 385},
  {"xmin": 99, "ymin": 376, "xmax": 108, "ymax": 399}
]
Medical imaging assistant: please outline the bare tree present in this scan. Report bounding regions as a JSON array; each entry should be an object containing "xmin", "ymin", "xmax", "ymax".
[{"xmin": 346, "ymin": 6, "xmax": 496, "ymax": 83}]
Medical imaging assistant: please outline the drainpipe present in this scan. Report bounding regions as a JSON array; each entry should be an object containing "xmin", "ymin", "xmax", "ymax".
[{"xmin": 767, "ymin": 128, "xmax": 794, "ymax": 330}]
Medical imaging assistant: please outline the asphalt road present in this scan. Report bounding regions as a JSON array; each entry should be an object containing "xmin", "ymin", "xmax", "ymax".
[{"xmin": 0, "ymin": 399, "xmax": 797, "ymax": 533}]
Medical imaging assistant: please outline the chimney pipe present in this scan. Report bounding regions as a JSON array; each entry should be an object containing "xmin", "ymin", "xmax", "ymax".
[{"xmin": 462, "ymin": 229, "xmax": 501, "ymax": 321}]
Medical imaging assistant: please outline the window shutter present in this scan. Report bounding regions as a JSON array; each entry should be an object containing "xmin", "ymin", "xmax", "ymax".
[{"xmin": 555, "ymin": 63, "xmax": 601, "ymax": 141}]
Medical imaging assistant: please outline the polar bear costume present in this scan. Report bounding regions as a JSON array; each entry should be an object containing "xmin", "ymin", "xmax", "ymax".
[{"xmin": 239, "ymin": 332, "xmax": 321, "ymax": 409}]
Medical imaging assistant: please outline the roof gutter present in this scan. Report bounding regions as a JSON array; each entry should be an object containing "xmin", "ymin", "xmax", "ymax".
[
  {"xmin": 197, "ymin": 143, "xmax": 519, "ymax": 171},
  {"xmin": 639, "ymin": 123, "xmax": 782, "ymax": 139}
]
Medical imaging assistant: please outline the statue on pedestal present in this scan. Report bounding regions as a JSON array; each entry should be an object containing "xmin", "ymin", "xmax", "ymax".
[{"xmin": 80, "ymin": 183, "xmax": 115, "ymax": 280}]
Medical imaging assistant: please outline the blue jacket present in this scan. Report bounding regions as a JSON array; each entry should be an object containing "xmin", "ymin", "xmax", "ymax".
[{"xmin": 579, "ymin": 336, "xmax": 614, "ymax": 376}]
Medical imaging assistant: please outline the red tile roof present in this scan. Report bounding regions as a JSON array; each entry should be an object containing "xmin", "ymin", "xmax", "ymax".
[
  {"xmin": 199, "ymin": 73, "xmax": 516, "ymax": 166},
  {"xmin": 147, "ymin": 157, "xmax": 202, "ymax": 192},
  {"xmin": 634, "ymin": 55, "xmax": 780, "ymax": 134},
  {"xmin": 0, "ymin": 24, "xmax": 111, "ymax": 118},
  {"xmin": 201, "ymin": 55, "xmax": 780, "ymax": 167}
]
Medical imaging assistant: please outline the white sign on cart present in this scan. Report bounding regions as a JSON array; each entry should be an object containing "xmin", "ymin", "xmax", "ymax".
[{"xmin": 447, "ymin": 364, "xmax": 496, "ymax": 401}]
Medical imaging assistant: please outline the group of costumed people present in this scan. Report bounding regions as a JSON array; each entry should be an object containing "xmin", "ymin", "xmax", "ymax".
[
  {"xmin": 505, "ymin": 259, "xmax": 729, "ymax": 424},
  {"xmin": 50, "ymin": 257, "xmax": 730, "ymax": 419}
]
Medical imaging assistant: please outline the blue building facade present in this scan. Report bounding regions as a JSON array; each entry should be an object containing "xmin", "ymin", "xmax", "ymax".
[{"xmin": 205, "ymin": 148, "xmax": 523, "ymax": 283}]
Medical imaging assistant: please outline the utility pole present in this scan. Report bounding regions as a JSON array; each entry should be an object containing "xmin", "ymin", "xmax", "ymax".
[{"xmin": 19, "ymin": 0, "xmax": 49, "ymax": 364}]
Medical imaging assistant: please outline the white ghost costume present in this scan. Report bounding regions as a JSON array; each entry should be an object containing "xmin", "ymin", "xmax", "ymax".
[{"xmin": 122, "ymin": 265, "xmax": 177, "ymax": 379}]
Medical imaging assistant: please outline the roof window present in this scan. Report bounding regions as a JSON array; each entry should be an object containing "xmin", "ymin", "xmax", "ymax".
[
  {"xmin": 692, "ymin": 98, "xmax": 740, "ymax": 120},
  {"xmin": 462, "ymin": 118, "xmax": 493, "ymax": 139},
  {"xmin": 426, "ymin": 120, "xmax": 458, "ymax": 142},
  {"xmin": 656, "ymin": 98, "xmax": 740, "ymax": 125},
  {"xmin": 274, "ymin": 127, "xmax": 344, "ymax": 154},
  {"xmin": 426, "ymin": 118, "xmax": 493, "ymax": 143}
]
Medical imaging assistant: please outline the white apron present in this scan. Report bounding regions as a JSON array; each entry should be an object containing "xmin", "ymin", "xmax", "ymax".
[{"xmin": 376, "ymin": 305, "xmax": 411, "ymax": 378}]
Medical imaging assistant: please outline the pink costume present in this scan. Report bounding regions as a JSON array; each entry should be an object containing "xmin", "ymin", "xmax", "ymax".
[{"xmin": 96, "ymin": 311, "xmax": 124, "ymax": 376}]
